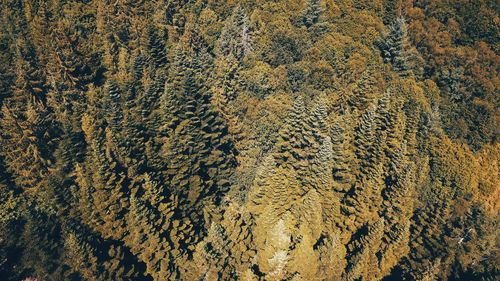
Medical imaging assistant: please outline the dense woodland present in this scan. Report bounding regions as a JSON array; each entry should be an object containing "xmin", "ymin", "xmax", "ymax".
[{"xmin": 0, "ymin": 0, "xmax": 498, "ymax": 280}]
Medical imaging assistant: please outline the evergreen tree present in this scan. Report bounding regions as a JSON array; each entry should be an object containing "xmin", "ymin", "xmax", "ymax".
[
  {"xmin": 147, "ymin": 26, "xmax": 167, "ymax": 68},
  {"xmin": 160, "ymin": 42, "xmax": 237, "ymax": 266},
  {"xmin": 378, "ymin": 17, "xmax": 424, "ymax": 78},
  {"xmin": 77, "ymin": 113, "xmax": 130, "ymax": 241},
  {"xmin": 124, "ymin": 193, "xmax": 175, "ymax": 280},
  {"xmin": 302, "ymin": 0, "xmax": 323, "ymax": 28},
  {"xmin": 345, "ymin": 218, "xmax": 385, "ymax": 280},
  {"xmin": 0, "ymin": 32, "xmax": 14, "ymax": 108},
  {"xmin": 379, "ymin": 145, "xmax": 415, "ymax": 275},
  {"xmin": 48, "ymin": 5, "xmax": 102, "ymax": 91},
  {"xmin": 0, "ymin": 99, "xmax": 56, "ymax": 189},
  {"xmin": 330, "ymin": 116, "xmax": 354, "ymax": 192},
  {"xmin": 63, "ymin": 226, "xmax": 146, "ymax": 280},
  {"xmin": 217, "ymin": 6, "xmax": 252, "ymax": 61},
  {"xmin": 0, "ymin": 1, "xmax": 497, "ymax": 280},
  {"xmin": 274, "ymin": 96, "xmax": 318, "ymax": 169},
  {"xmin": 353, "ymin": 105, "xmax": 381, "ymax": 179}
]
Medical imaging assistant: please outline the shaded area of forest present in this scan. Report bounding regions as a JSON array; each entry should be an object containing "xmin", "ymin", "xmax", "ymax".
[{"xmin": 0, "ymin": 0, "xmax": 498, "ymax": 280}]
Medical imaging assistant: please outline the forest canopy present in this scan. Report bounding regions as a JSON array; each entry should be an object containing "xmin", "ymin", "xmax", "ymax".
[{"xmin": 0, "ymin": 0, "xmax": 498, "ymax": 280}]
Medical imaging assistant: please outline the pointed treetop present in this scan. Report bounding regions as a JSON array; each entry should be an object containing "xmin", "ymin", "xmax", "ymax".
[
  {"xmin": 302, "ymin": 0, "xmax": 324, "ymax": 28},
  {"xmin": 217, "ymin": 6, "xmax": 252, "ymax": 60}
]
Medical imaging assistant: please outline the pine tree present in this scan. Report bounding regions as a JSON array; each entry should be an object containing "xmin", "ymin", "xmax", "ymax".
[
  {"xmin": 64, "ymin": 227, "xmax": 145, "ymax": 280},
  {"xmin": 124, "ymin": 193, "xmax": 175, "ymax": 280},
  {"xmin": 341, "ymin": 105, "xmax": 386, "ymax": 230},
  {"xmin": 345, "ymin": 218, "xmax": 385, "ymax": 280},
  {"xmin": 378, "ymin": 17, "xmax": 424, "ymax": 78},
  {"xmin": 0, "ymin": 1, "xmax": 497, "ymax": 280},
  {"xmin": 247, "ymin": 154, "xmax": 299, "ymax": 280},
  {"xmin": 160, "ymin": 43, "xmax": 237, "ymax": 263},
  {"xmin": 47, "ymin": 92, "xmax": 86, "ymax": 171},
  {"xmin": 379, "ymin": 145, "xmax": 415, "ymax": 275},
  {"xmin": 347, "ymin": 67, "xmax": 379, "ymax": 111},
  {"xmin": 353, "ymin": 105, "xmax": 381, "ymax": 179},
  {"xmin": 0, "ymin": 31, "xmax": 14, "ymax": 108},
  {"xmin": 248, "ymin": 116, "xmax": 343, "ymax": 280},
  {"xmin": 11, "ymin": 42, "xmax": 47, "ymax": 102},
  {"xmin": 77, "ymin": 113, "xmax": 130, "ymax": 241},
  {"xmin": 211, "ymin": 53, "xmax": 244, "ymax": 139},
  {"xmin": 217, "ymin": 6, "xmax": 252, "ymax": 61},
  {"xmin": 317, "ymin": 232, "xmax": 346, "ymax": 280},
  {"xmin": 405, "ymin": 188, "xmax": 452, "ymax": 279},
  {"xmin": 274, "ymin": 96, "xmax": 317, "ymax": 169},
  {"xmin": 0, "ymin": 99, "xmax": 56, "ymax": 189},
  {"xmin": 330, "ymin": 116, "xmax": 353, "ymax": 192},
  {"xmin": 105, "ymin": 81, "xmax": 124, "ymax": 131},
  {"xmin": 307, "ymin": 94, "xmax": 329, "ymax": 137},
  {"xmin": 147, "ymin": 26, "xmax": 167, "ymax": 68},
  {"xmin": 185, "ymin": 197, "xmax": 255, "ymax": 279},
  {"xmin": 376, "ymin": 89, "xmax": 405, "ymax": 156},
  {"xmin": 48, "ymin": 6, "xmax": 101, "ymax": 91},
  {"xmin": 302, "ymin": 0, "xmax": 323, "ymax": 28},
  {"xmin": 258, "ymin": 218, "xmax": 292, "ymax": 280},
  {"xmin": 411, "ymin": 258, "xmax": 442, "ymax": 281},
  {"xmin": 184, "ymin": 221, "xmax": 237, "ymax": 280},
  {"xmin": 248, "ymin": 162, "xmax": 301, "ymax": 220},
  {"xmin": 307, "ymin": 137, "xmax": 341, "ymax": 229}
]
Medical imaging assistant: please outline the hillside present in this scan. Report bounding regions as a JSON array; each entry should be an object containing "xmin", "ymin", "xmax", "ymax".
[{"xmin": 0, "ymin": 0, "xmax": 498, "ymax": 280}]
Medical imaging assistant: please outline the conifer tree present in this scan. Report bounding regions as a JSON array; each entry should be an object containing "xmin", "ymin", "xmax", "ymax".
[
  {"xmin": 0, "ymin": 32, "xmax": 14, "ymax": 108},
  {"xmin": 341, "ymin": 105, "xmax": 386, "ymax": 230},
  {"xmin": 258, "ymin": 218, "xmax": 293, "ymax": 280},
  {"xmin": 185, "ymin": 197, "xmax": 255, "ymax": 279},
  {"xmin": 274, "ymin": 96, "xmax": 317, "ymax": 169},
  {"xmin": 64, "ymin": 227, "xmax": 145, "ymax": 280},
  {"xmin": 307, "ymin": 94, "xmax": 329, "ymax": 137},
  {"xmin": 185, "ymin": 221, "xmax": 237, "ymax": 280},
  {"xmin": 124, "ymin": 192, "xmax": 175, "ymax": 280},
  {"xmin": 159, "ymin": 47, "xmax": 189, "ymax": 135},
  {"xmin": 160, "ymin": 42, "xmax": 237, "ymax": 264},
  {"xmin": 376, "ymin": 90, "xmax": 405, "ymax": 155},
  {"xmin": 379, "ymin": 145, "xmax": 415, "ymax": 275},
  {"xmin": 147, "ymin": 26, "xmax": 167, "ymax": 68},
  {"xmin": 330, "ymin": 116, "xmax": 354, "ymax": 192},
  {"xmin": 378, "ymin": 17, "xmax": 424, "ymax": 78},
  {"xmin": 11, "ymin": 42, "xmax": 47, "ymax": 102},
  {"xmin": 302, "ymin": 0, "xmax": 323, "ymax": 28},
  {"xmin": 405, "ymin": 188, "xmax": 452, "ymax": 279},
  {"xmin": 217, "ymin": 6, "xmax": 252, "ymax": 61},
  {"xmin": 307, "ymin": 137, "xmax": 341, "ymax": 228},
  {"xmin": 345, "ymin": 218, "xmax": 385, "ymax": 280},
  {"xmin": 211, "ymin": 53, "xmax": 244, "ymax": 141},
  {"xmin": 48, "ymin": 6, "xmax": 101, "ymax": 91},
  {"xmin": 353, "ymin": 105, "xmax": 381, "ymax": 179},
  {"xmin": 104, "ymin": 81, "xmax": 124, "ymax": 131},
  {"xmin": 347, "ymin": 67, "xmax": 379, "ymax": 111},
  {"xmin": 248, "ymin": 114, "xmax": 344, "ymax": 280},
  {"xmin": 381, "ymin": 17, "xmax": 410, "ymax": 74},
  {"xmin": 0, "ymin": 1, "xmax": 497, "ymax": 280},
  {"xmin": 0, "ymin": 99, "xmax": 56, "ymax": 189},
  {"xmin": 77, "ymin": 113, "xmax": 130, "ymax": 241}
]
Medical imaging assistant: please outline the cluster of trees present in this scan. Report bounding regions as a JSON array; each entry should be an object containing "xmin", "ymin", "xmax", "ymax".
[{"xmin": 0, "ymin": 0, "xmax": 497, "ymax": 280}]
